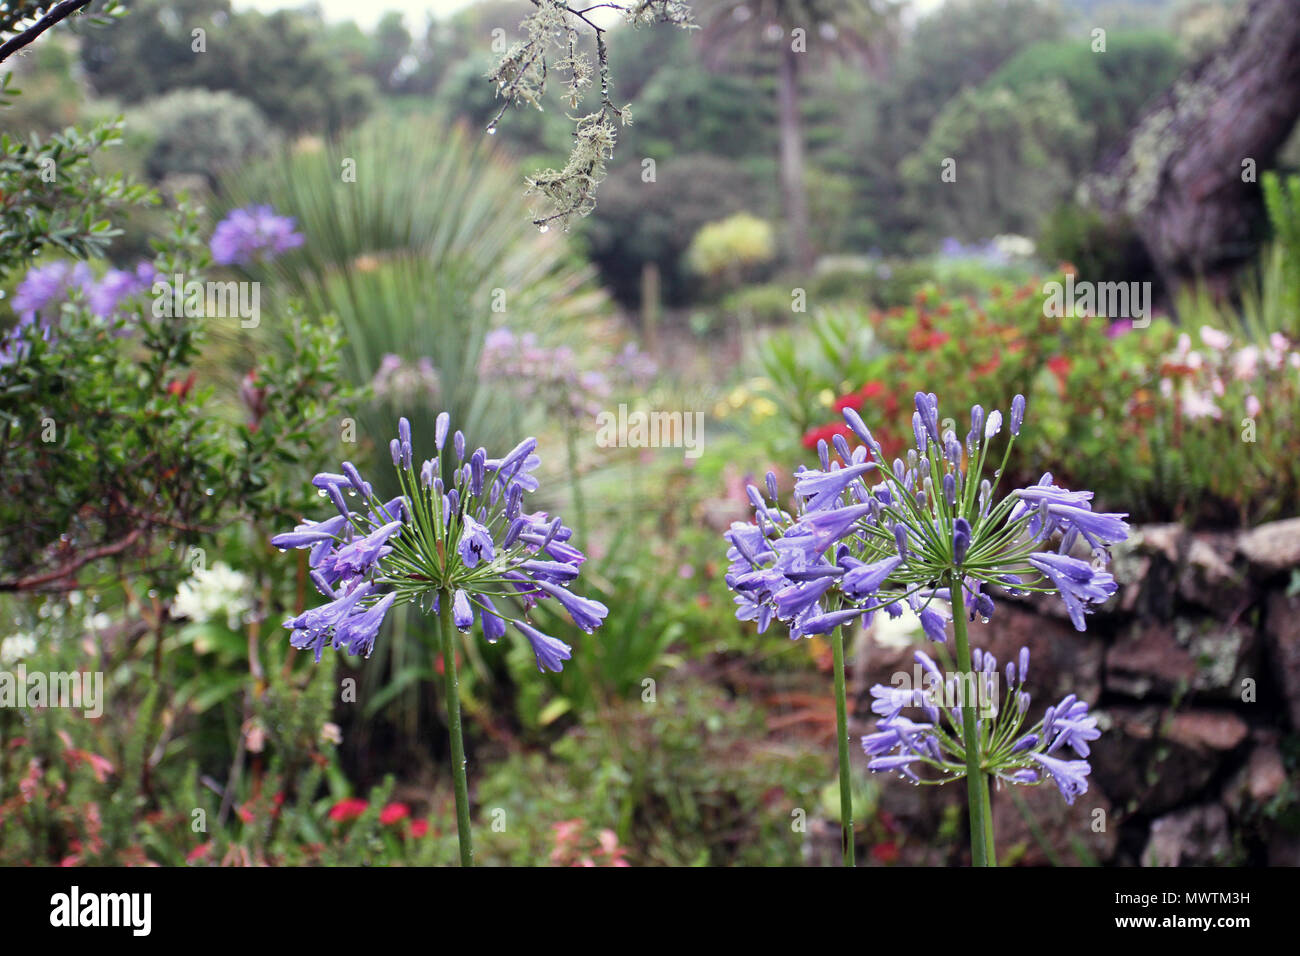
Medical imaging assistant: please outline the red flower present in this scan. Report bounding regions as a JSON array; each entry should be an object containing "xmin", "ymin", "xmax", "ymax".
[
  {"xmin": 833, "ymin": 380, "xmax": 884, "ymax": 412},
  {"xmin": 379, "ymin": 802, "xmax": 410, "ymax": 826},
  {"xmin": 409, "ymin": 819, "xmax": 430, "ymax": 838},
  {"xmin": 1047, "ymin": 355, "xmax": 1071, "ymax": 388},
  {"xmin": 328, "ymin": 797, "xmax": 369, "ymax": 823},
  {"xmin": 187, "ymin": 842, "xmax": 213, "ymax": 864},
  {"xmin": 165, "ymin": 371, "xmax": 197, "ymax": 400},
  {"xmin": 801, "ymin": 421, "xmax": 852, "ymax": 450},
  {"xmin": 870, "ymin": 841, "xmax": 900, "ymax": 864}
]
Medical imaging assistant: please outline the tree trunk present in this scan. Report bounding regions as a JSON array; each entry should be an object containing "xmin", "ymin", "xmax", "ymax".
[
  {"xmin": 778, "ymin": 41, "xmax": 814, "ymax": 271},
  {"xmin": 1086, "ymin": 0, "xmax": 1300, "ymax": 294}
]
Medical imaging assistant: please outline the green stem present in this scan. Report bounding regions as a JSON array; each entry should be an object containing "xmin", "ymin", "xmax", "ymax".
[
  {"xmin": 830, "ymin": 624, "xmax": 855, "ymax": 866},
  {"xmin": 565, "ymin": 424, "xmax": 587, "ymax": 543},
  {"xmin": 438, "ymin": 588, "xmax": 473, "ymax": 866},
  {"xmin": 950, "ymin": 578, "xmax": 995, "ymax": 866}
]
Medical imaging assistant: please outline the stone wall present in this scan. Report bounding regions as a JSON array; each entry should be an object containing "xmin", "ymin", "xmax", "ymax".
[{"xmin": 829, "ymin": 517, "xmax": 1300, "ymax": 867}]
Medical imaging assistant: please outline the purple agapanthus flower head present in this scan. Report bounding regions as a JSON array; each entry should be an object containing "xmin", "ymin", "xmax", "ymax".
[
  {"xmin": 210, "ymin": 205, "xmax": 304, "ymax": 266},
  {"xmin": 271, "ymin": 414, "xmax": 602, "ymax": 672},
  {"xmin": 862, "ymin": 643, "xmax": 1098, "ymax": 805},
  {"xmin": 723, "ymin": 390, "xmax": 1126, "ymax": 645}
]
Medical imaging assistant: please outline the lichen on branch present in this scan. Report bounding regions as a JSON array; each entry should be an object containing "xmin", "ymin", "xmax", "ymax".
[{"xmin": 486, "ymin": 0, "xmax": 694, "ymax": 230}]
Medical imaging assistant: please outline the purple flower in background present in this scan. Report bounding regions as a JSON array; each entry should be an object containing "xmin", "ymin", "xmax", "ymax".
[
  {"xmin": 479, "ymin": 325, "xmax": 652, "ymax": 420},
  {"xmin": 88, "ymin": 261, "xmax": 158, "ymax": 319},
  {"xmin": 210, "ymin": 205, "xmax": 304, "ymax": 266},
  {"xmin": 11, "ymin": 261, "xmax": 93, "ymax": 320}
]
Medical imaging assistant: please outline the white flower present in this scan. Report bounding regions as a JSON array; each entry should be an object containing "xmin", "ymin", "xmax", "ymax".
[
  {"xmin": 1199, "ymin": 325, "xmax": 1231, "ymax": 351},
  {"xmin": 869, "ymin": 607, "xmax": 924, "ymax": 650},
  {"xmin": 173, "ymin": 562, "xmax": 252, "ymax": 631},
  {"xmin": 992, "ymin": 234, "xmax": 1035, "ymax": 259},
  {"xmin": 0, "ymin": 633, "xmax": 36, "ymax": 665}
]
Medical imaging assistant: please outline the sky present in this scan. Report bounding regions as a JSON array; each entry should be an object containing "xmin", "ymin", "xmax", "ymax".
[
  {"xmin": 234, "ymin": 0, "xmax": 950, "ymax": 33},
  {"xmin": 234, "ymin": 0, "xmax": 481, "ymax": 31}
]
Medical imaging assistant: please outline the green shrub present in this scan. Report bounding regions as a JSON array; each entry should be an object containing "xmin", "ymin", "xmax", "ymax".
[{"xmin": 131, "ymin": 89, "xmax": 277, "ymax": 187}]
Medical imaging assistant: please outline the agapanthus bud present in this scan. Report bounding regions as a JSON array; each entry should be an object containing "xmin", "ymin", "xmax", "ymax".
[
  {"xmin": 984, "ymin": 409, "xmax": 1002, "ymax": 440},
  {"xmin": 914, "ymin": 391, "xmax": 940, "ymax": 442},
  {"xmin": 953, "ymin": 517, "xmax": 971, "ymax": 565},
  {"xmin": 342, "ymin": 462, "xmax": 371, "ymax": 498},
  {"xmin": 435, "ymin": 411, "xmax": 450, "ymax": 450},
  {"xmin": 945, "ymin": 436, "xmax": 962, "ymax": 464},
  {"xmin": 452, "ymin": 589, "xmax": 474, "ymax": 630},
  {"xmin": 969, "ymin": 404, "xmax": 984, "ymax": 446},
  {"xmin": 842, "ymin": 407, "xmax": 879, "ymax": 453},
  {"xmin": 765, "ymin": 471, "xmax": 779, "ymax": 503},
  {"xmin": 1010, "ymin": 394, "xmax": 1026, "ymax": 435},
  {"xmin": 470, "ymin": 449, "xmax": 486, "ymax": 497}
]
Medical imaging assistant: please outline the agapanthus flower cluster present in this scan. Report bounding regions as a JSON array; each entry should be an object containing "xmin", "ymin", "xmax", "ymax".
[
  {"xmin": 271, "ymin": 414, "xmax": 607, "ymax": 671},
  {"xmin": 864, "ymin": 646, "xmax": 1099, "ymax": 804},
  {"xmin": 724, "ymin": 391, "xmax": 1129, "ymax": 642},
  {"xmin": 210, "ymin": 205, "xmax": 304, "ymax": 266},
  {"xmin": 371, "ymin": 353, "xmax": 440, "ymax": 403},
  {"xmin": 480, "ymin": 328, "xmax": 612, "ymax": 420}
]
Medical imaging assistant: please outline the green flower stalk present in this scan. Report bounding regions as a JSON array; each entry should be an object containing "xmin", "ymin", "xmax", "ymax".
[{"xmin": 725, "ymin": 392, "xmax": 1126, "ymax": 866}]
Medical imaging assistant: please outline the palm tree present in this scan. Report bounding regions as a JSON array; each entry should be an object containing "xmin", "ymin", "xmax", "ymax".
[{"xmin": 697, "ymin": 0, "xmax": 899, "ymax": 269}]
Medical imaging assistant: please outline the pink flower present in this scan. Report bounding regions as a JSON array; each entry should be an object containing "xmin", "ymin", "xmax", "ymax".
[
  {"xmin": 1232, "ymin": 346, "xmax": 1260, "ymax": 380},
  {"xmin": 1246, "ymin": 395, "xmax": 1262, "ymax": 418},
  {"xmin": 1180, "ymin": 386, "xmax": 1222, "ymax": 421},
  {"xmin": 379, "ymin": 803, "xmax": 410, "ymax": 826},
  {"xmin": 1199, "ymin": 325, "xmax": 1231, "ymax": 351}
]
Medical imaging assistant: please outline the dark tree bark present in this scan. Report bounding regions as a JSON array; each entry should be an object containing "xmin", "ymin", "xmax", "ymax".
[
  {"xmin": 1086, "ymin": 0, "xmax": 1300, "ymax": 293},
  {"xmin": 0, "ymin": 0, "xmax": 94, "ymax": 64}
]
